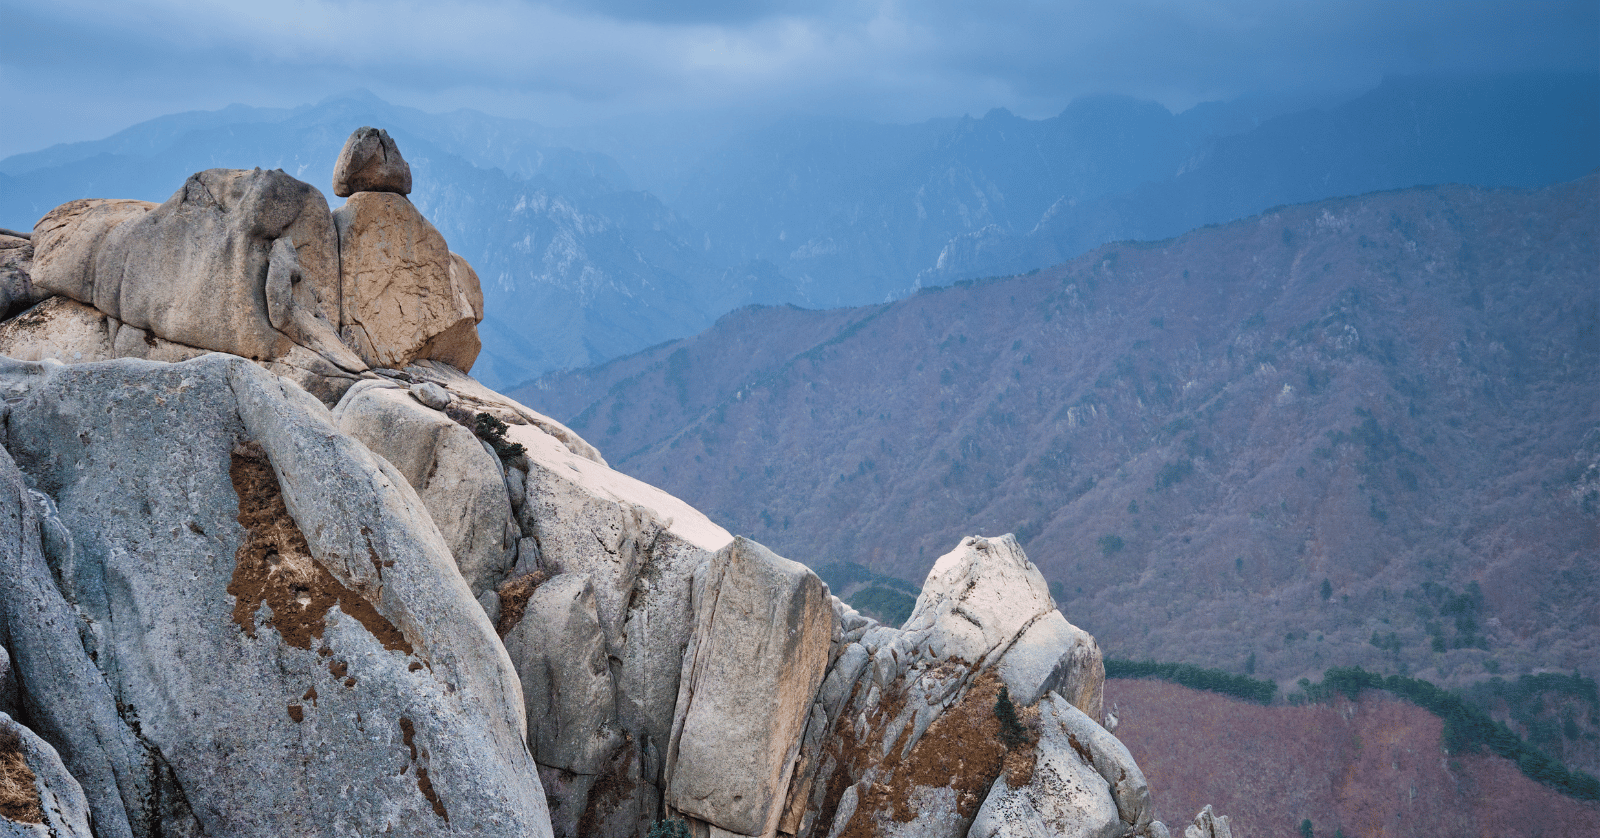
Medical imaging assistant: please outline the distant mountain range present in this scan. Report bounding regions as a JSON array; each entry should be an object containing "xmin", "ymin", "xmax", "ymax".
[
  {"xmin": 517, "ymin": 176, "xmax": 1600, "ymax": 699},
  {"xmin": 3, "ymin": 73, "xmax": 1596, "ymax": 387}
]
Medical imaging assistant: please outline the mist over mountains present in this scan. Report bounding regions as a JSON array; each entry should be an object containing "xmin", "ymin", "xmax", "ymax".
[{"xmin": 2, "ymin": 72, "xmax": 1595, "ymax": 389}]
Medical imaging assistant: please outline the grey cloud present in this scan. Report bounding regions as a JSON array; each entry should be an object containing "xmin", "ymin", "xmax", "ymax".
[{"xmin": 1, "ymin": 0, "xmax": 1595, "ymax": 158}]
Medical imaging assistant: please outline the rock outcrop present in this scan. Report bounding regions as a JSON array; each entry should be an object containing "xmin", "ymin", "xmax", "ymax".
[
  {"xmin": 4, "ymin": 128, "xmax": 486, "ymax": 403},
  {"xmin": 0, "ymin": 130, "xmax": 1222, "ymax": 838},
  {"xmin": 0, "ymin": 231, "xmax": 44, "ymax": 321}
]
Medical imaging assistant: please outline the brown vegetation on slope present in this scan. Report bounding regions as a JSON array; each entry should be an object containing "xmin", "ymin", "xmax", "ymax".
[
  {"xmin": 1107, "ymin": 678, "xmax": 1600, "ymax": 837},
  {"xmin": 519, "ymin": 178, "xmax": 1600, "ymax": 695}
]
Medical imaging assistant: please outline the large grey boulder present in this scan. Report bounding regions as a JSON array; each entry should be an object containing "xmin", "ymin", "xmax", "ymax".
[
  {"xmin": 332, "ymin": 127, "xmax": 412, "ymax": 197},
  {"xmin": 30, "ymin": 171, "xmax": 353, "ymax": 370},
  {"xmin": 501, "ymin": 573, "xmax": 623, "ymax": 774},
  {"xmin": 967, "ymin": 694, "xmax": 1123, "ymax": 838},
  {"xmin": 1043, "ymin": 693, "xmax": 1152, "ymax": 831},
  {"xmin": 334, "ymin": 380, "xmax": 514, "ymax": 595},
  {"xmin": 0, "ymin": 434, "xmax": 185, "ymax": 838},
  {"xmin": 665, "ymin": 537, "xmax": 833, "ymax": 837},
  {"xmin": 0, "ymin": 353, "xmax": 551, "ymax": 837},
  {"xmin": 0, "ymin": 712, "xmax": 93, "ymax": 838}
]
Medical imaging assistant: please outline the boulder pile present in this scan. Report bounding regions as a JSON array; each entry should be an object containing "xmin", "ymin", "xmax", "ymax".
[{"xmin": 0, "ymin": 129, "xmax": 1228, "ymax": 837}]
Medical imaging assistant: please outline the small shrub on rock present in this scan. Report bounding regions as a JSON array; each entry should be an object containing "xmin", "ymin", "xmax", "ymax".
[
  {"xmin": 472, "ymin": 412, "xmax": 527, "ymax": 460},
  {"xmin": 648, "ymin": 818, "xmax": 691, "ymax": 838}
]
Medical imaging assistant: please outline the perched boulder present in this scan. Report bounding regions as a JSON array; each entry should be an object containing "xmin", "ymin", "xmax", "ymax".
[
  {"xmin": 0, "ymin": 354, "xmax": 551, "ymax": 837},
  {"xmin": 334, "ymin": 380, "xmax": 514, "ymax": 595},
  {"xmin": 967, "ymin": 694, "xmax": 1122, "ymax": 838},
  {"xmin": 0, "ymin": 712, "xmax": 94, "ymax": 838},
  {"xmin": 410, "ymin": 380, "xmax": 451, "ymax": 409},
  {"xmin": 332, "ymin": 127, "xmax": 413, "ymax": 197},
  {"xmin": 334, "ymin": 192, "xmax": 478, "ymax": 370},
  {"xmin": 665, "ymin": 537, "xmax": 834, "ymax": 837}
]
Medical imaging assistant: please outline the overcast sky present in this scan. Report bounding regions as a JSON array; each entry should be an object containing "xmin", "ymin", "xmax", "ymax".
[{"xmin": 1, "ymin": 0, "xmax": 1595, "ymax": 159}]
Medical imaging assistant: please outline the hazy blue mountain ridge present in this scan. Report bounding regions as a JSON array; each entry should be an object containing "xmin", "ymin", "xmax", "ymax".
[
  {"xmin": 926, "ymin": 73, "xmax": 1600, "ymax": 281},
  {"xmin": 3, "ymin": 73, "xmax": 1594, "ymax": 386}
]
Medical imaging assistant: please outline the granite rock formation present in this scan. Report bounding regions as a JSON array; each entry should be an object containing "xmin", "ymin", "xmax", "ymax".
[
  {"xmin": 0, "ymin": 130, "xmax": 1224, "ymax": 837},
  {"xmin": 2, "ymin": 128, "xmax": 484, "ymax": 403}
]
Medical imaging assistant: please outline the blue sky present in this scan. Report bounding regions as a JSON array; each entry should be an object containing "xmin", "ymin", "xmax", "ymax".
[{"xmin": 1, "ymin": 0, "xmax": 1595, "ymax": 158}]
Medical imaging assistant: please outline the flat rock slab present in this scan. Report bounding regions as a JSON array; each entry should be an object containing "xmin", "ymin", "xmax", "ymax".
[{"xmin": 666, "ymin": 537, "xmax": 833, "ymax": 837}]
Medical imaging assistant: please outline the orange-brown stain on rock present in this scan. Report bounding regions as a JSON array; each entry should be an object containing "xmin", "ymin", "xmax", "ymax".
[
  {"xmin": 399, "ymin": 717, "xmax": 449, "ymax": 822},
  {"xmin": 227, "ymin": 441, "xmax": 413, "ymax": 655},
  {"xmin": 826, "ymin": 670, "xmax": 1026, "ymax": 838}
]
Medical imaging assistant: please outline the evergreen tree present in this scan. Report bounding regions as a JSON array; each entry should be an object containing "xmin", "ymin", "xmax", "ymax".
[{"xmin": 995, "ymin": 685, "xmax": 1030, "ymax": 749}]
